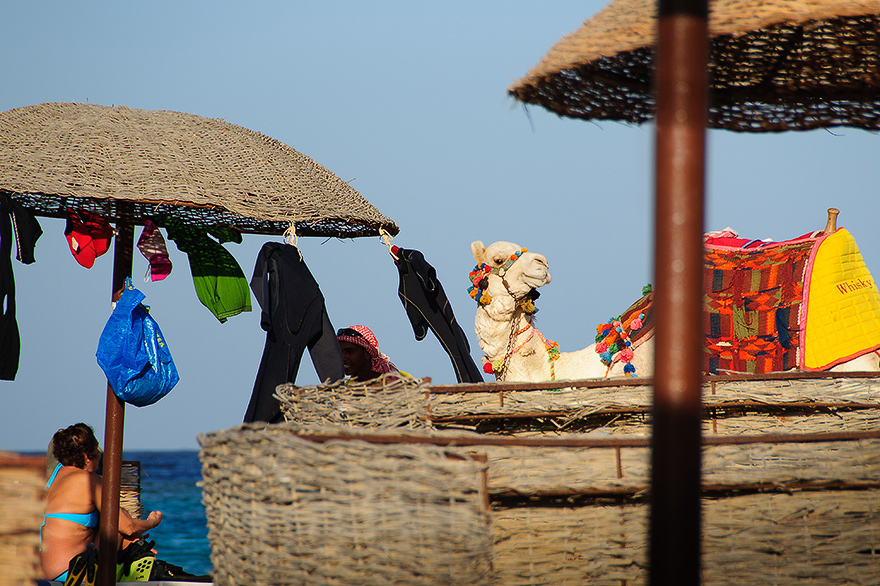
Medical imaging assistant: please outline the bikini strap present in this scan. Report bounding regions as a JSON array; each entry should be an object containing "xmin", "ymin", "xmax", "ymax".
[{"xmin": 46, "ymin": 463, "xmax": 63, "ymax": 489}]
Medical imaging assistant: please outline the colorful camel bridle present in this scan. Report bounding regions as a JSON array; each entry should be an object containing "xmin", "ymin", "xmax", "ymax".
[{"xmin": 467, "ymin": 248, "xmax": 559, "ymax": 380}]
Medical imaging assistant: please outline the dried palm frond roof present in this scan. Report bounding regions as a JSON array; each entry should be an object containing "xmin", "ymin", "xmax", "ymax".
[
  {"xmin": 509, "ymin": 0, "xmax": 880, "ymax": 132},
  {"xmin": 0, "ymin": 102, "xmax": 399, "ymax": 236}
]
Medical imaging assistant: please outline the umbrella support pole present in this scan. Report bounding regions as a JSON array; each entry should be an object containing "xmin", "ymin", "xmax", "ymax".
[
  {"xmin": 97, "ymin": 212, "xmax": 134, "ymax": 586},
  {"xmin": 650, "ymin": 0, "xmax": 708, "ymax": 584}
]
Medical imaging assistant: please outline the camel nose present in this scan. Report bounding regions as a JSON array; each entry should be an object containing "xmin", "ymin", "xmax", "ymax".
[{"xmin": 534, "ymin": 254, "xmax": 549, "ymax": 269}]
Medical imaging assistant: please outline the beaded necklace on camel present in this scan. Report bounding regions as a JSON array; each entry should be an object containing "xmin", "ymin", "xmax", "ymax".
[{"xmin": 468, "ymin": 248, "xmax": 561, "ymax": 380}]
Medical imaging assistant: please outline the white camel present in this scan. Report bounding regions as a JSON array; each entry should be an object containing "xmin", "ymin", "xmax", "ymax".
[
  {"xmin": 470, "ymin": 240, "xmax": 878, "ymax": 383},
  {"xmin": 469, "ymin": 240, "xmax": 653, "ymax": 382}
]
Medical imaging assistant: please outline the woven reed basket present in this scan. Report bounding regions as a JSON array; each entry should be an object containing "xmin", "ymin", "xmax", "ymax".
[{"xmin": 199, "ymin": 375, "xmax": 880, "ymax": 585}]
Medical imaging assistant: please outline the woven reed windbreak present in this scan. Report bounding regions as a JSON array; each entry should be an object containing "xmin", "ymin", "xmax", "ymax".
[
  {"xmin": 0, "ymin": 102, "xmax": 398, "ymax": 236},
  {"xmin": 492, "ymin": 489, "xmax": 880, "ymax": 585},
  {"xmin": 0, "ymin": 455, "xmax": 44, "ymax": 586},
  {"xmin": 508, "ymin": 0, "xmax": 880, "ymax": 132},
  {"xmin": 426, "ymin": 376, "xmax": 880, "ymax": 430},
  {"xmin": 257, "ymin": 375, "xmax": 880, "ymax": 584},
  {"xmin": 264, "ymin": 425, "xmax": 880, "ymax": 585},
  {"xmin": 198, "ymin": 423, "xmax": 494, "ymax": 586}
]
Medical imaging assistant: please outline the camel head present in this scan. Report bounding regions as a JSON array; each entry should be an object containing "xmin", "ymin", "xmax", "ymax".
[{"xmin": 469, "ymin": 241, "xmax": 551, "ymax": 306}]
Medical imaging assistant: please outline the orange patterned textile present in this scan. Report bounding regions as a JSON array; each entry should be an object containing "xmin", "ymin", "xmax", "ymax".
[{"xmin": 703, "ymin": 237, "xmax": 815, "ymax": 374}]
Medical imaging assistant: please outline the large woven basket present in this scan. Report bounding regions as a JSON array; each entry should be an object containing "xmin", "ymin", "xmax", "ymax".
[
  {"xmin": 201, "ymin": 374, "xmax": 880, "ymax": 585},
  {"xmin": 199, "ymin": 422, "xmax": 494, "ymax": 586}
]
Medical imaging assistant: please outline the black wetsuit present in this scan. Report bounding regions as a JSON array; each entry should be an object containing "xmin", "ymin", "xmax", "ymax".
[
  {"xmin": 0, "ymin": 194, "xmax": 42, "ymax": 381},
  {"xmin": 244, "ymin": 242, "xmax": 344, "ymax": 423},
  {"xmin": 395, "ymin": 247, "xmax": 483, "ymax": 383}
]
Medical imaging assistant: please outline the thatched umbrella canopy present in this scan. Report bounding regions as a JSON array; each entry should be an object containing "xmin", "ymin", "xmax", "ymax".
[
  {"xmin": 508, "ymin": 0, "xmax": 880, "ymax": 132},
  {"xmin": 0, "ymin": 101, "xmax": 397, "ymax": 586},
  {"xmin": 0, "ymin": 102, "xmax": 398, "ymax": 236}
]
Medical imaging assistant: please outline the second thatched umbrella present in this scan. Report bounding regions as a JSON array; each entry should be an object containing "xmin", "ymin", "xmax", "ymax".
[
  {"xmin": 0, "ymin": 101, "xmax": 398, "ymax": 586},
  {"xmin": 509, "ymin": 0, "xmax": 880, "ymax": 132}
]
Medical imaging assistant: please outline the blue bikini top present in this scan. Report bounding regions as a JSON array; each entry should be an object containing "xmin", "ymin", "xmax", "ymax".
[{"xmin": 43, "ymin": 463, "xmax": 99, "ymax": 529}]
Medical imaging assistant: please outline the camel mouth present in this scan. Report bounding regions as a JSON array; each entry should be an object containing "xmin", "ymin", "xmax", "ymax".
[{"xmin": 522, "ymin": 270, "xmax": 551, "ymax": 288}]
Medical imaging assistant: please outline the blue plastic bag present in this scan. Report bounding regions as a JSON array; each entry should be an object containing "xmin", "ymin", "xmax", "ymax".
[{"xmin": 96, "ymin": 277, "xmax": 179, "ymax": 407}]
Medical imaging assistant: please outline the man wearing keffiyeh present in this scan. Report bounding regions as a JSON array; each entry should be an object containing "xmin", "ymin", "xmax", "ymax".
[{"xmin": 336, "ymin": 325, "xmax": 401, "ymax": 382}]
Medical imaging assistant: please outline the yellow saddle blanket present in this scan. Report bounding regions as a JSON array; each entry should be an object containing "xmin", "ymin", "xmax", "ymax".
[{"xmin": 801, "ymin": 228, "xmax": 880, "ymax": 369}]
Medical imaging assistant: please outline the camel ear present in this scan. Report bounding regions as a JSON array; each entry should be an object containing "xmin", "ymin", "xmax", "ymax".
[{"xmin": 471, "ymin": 241, "xmax": 487, "ymax": 264}]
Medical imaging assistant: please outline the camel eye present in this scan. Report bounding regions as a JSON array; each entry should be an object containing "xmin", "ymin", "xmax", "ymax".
[{"xmin": 493, "ymin": 258, "xmax": 504, "ymax": 265}]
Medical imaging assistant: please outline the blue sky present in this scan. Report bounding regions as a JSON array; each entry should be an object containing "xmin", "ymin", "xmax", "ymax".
[{"xmin": 2, "ymin": 1, "xmax": 878, "ymax": 451}]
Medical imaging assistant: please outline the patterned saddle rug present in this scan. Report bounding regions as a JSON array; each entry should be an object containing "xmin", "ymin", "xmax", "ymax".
[
  {"xmin": 602, "ymin": 227, "xmax": 880, "ymax": 375},
  {"xmin": 703, "ymin": 227, "xmax": 880, "ymax": 374}
]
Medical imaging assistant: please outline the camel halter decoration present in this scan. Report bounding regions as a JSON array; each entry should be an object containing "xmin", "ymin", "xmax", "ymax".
[{"xmin": 468, "ymin": 248, "xmax": 561, "ymax": 380}]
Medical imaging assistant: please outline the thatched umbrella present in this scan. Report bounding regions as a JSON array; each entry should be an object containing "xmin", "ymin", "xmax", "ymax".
[
  {"xmin": 509, "ymin": 0, "xmax": 880, "ymax": 583},
  {"xmin": 509, "ymin": 0, "xmax": 880, "ymax": 132},
  {"xmin": 0, "ymin": 101, "xmax": 398, "ymax": 585},
  {"xmin": 0, "ymin": 102, "xmax": 398, "ymax": 236}
]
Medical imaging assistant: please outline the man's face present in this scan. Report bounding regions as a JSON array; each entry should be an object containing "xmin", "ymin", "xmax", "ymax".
[{"xmin": 340, "ymin": 341, "xmax": 372, "ymax": 378}]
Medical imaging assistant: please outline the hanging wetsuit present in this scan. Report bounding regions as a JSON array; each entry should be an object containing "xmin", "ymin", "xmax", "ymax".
[
  {"xmin": 0, "ymin": 194, "xmax": 42, "ymax": 381},
  {"xmin": 394, "ymin": 247, "xmax": 484, "ymax": 383},
  {"xmin": 245, "ymin": 242, "xmax": 344, "ymax": 423},
  {"xmin": 165, "ymin": 220, "xmax": 251, "ymax": 323}
]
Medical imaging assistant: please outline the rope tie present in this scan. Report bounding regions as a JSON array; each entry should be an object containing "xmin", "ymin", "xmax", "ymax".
[
  {"xmin": 283, "ymin": 223, "xmax": 303, "ymax": 261},
  {"xmin": 282, "ymin": 222, "xmax": 298, "ymax": 245},
  {"xmin": 379, "ymin": 227, "xmax": 398, "ymax": 261}
]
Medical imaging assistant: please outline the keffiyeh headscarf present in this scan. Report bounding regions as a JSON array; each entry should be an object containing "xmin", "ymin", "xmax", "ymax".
[{"xmin": 337, "ymin": 325, "xmax": 398, "ymax": 374}]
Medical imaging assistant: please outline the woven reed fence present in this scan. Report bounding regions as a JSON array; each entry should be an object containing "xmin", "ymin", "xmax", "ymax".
[
  {"xmin": 0, "ymin": 454, "xmax": 45, "ymax": 586},
  {"xmin": 492, "ymin": 489, "xmax": 880, "ymax": 585},
  {"xmin": 277, "ymin": 374, "xmax": 880, "ymax": 435},
  {"xmin": 194, "ymin": 375, "xmax": 880, "ymax": 585},
  {"xmin": 427, "ymin": 375, "xmax": 880, "ymax": 424}
]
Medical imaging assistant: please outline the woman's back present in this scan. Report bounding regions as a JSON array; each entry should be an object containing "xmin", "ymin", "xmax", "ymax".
[{"xmin": 41, "ymin": 465, "xmax": 99, "ymax": 580}]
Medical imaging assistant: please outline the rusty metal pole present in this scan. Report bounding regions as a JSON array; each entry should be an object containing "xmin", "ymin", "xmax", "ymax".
[
  {"xmin": 97, "ymin": 210, "xmax": 133, "ymax": 586},
  {"xmin": 650, "ymin": 0, "xmax": 708, "ymax": 581}
]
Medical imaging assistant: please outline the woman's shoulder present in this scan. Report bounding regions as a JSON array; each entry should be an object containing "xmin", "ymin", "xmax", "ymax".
[
  {"xmin": 45, "ymin": 467, "xmax": 100, "ymax": 511},
  {"xmin": 53, "ymin": 466, "xmax": 99, "ymax": 487}
]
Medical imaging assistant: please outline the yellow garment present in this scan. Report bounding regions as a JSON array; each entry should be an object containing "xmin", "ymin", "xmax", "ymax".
[{"xmin": 803, "ymin": 228, "xmax": 880, "ymax": 369}]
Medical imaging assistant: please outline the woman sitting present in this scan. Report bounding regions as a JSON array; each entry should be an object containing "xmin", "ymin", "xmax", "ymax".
[{"xmin": 41, "ymin": 423, "xmax": 163, "ymax": 582}]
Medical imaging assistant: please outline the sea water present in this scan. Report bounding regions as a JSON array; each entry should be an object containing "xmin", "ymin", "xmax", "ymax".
[{"xmin": 125, "ymin": 451, "xmax": 212, "ymax": 576}]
